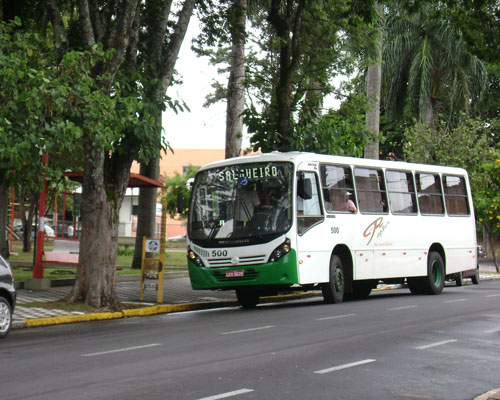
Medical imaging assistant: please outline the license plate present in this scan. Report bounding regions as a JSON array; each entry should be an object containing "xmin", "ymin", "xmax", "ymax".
[{"xmin": 226, "ymin": 270, "xmax": 244, "ymax": 278}]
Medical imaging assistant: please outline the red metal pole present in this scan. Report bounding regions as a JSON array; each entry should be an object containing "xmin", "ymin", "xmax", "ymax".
[
  {"xmin": 9, "ymin": 187, "xmax": 14, "ymax": 253},
  {"xmin": 54, "ymin": 195, "xmax": 58, "ymax": 238},
  {"xmin": 63, "ymin": 192, "xmax": 66, "ymax": 238},
  {"xmin": 33, "ymin": 152, "xmax": 48, "ymax": 279}
]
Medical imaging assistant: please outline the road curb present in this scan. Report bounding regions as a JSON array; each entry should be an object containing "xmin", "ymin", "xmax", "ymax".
[
  {"xmin": 14, "ymin": 291, "xmax": 323, "ymax": 329},
  {"xmin": 474, "ymin": 388, "xmax": 500, "ymax": 400}
]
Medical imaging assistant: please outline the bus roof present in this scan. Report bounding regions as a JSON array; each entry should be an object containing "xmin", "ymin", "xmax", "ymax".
[{"xmin": 197, "ymin": 151, "xmax": 469, "ymax": 176}]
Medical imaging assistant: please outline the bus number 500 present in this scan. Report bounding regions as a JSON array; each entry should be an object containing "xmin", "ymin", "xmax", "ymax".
[
  {"xmin": 331, "ymin": 227, "xmax": 339, "ymax": 234},
  {"xmin": 212, "ymin": 250, "xmax": 228, "ymax": 257}
]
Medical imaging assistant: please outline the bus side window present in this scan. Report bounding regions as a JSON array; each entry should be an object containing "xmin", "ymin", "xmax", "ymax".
[
  {"xmin": 297, "ymin": 172, "xmax": 323, "ymax": 234},
  {"xmin": 354, "ymin": 167, "xmax": 388, "ymax": 214},
  {"xmin": 443, "ymin": 175, "xmax": 470, "ymax": 215},
  {"xmin": 320, "ymin": 164, "xmax": 357, "ymax": 213},
  {"xmin": 416, "ymin": 173, "xmax": 444, "ymax": 215},
  {"xmin": 386, "ymin": 170, "xmax": 418, "ymax": 214}
]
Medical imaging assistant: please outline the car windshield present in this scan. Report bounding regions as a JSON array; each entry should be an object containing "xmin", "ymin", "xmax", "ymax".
[{"xmin": 188, "ymin": 161, "xmax": 294, "ymax": 247}]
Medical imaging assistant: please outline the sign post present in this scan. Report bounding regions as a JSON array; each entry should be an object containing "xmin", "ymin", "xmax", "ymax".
[{"xmin": 139, "ymin": 198, "xmax": 167, "ymax": 303}]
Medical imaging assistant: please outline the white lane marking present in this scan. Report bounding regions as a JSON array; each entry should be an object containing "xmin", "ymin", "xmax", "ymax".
[
  {"xmin": 221, "ymin": 325, "xmax": 275, "ymax": 335},
  {"xmin": 415, "ymin": 339, "xmax": 457, "ymax": 350},
  {"xmin": 82, "ymin": 343, "xmax": 161, "ymax": 357},
  {"xmin": 317, "ymin": 313, "xmax": 357, "ymax": 321},
  {"xmin": 444, "ymin": 298, "xmax": 466, "ymax": 303},
  {"xmin": 314, "ymin": 359, "xmax": 376, "ymax": 374},
  {"xmin": 486, "ymin": 294, "xmax": 500, "ymax": 298},
  {"xmin": 387, "ymin": 305, "xmax": 417, "ymax": 311},
  {"xmin": 198, "ymin": 388, "xmax": 254, "ymax": 400},
  {"xmin": 484, "ymin": 328, "xmax": 500, "ymax": 334}
]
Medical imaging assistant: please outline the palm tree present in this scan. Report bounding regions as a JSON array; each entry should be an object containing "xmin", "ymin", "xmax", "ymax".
[{"xmin": 382, "ymin": 3, "xmax": 487, "ymax": 129}]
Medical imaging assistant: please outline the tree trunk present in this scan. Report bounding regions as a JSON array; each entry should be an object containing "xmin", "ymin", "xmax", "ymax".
[
  {"xmin": 225, "ymin": 0, "xmax": 246, "ymax": 159},
  {"xmin": 131, "ymin": 0, "xmax": 195, "ymax": 268},
  {"xmin": 364, "ymin": 53, "xmax": 382, "ymax": 159},
  {"xmin": 364, "ymin": 3, "xmax": 382, "ymax": 160},
  {"xmin": 19, "ymin": 194, "xmax": 36, "ymax": 253},
  {"xmin": 269, "ymin": 0, "xmax": 306, "ymax": 151},
  {"xmin": 484, "ymin": 223, "xmax": 499, "ymax": 273},
  {"xmin": 67, "ymin": 142, "xmax": 130, "ymax": 309},
  {"xmin": 131, "ymin": 159, "xmax": 160, "ymax": 269}
]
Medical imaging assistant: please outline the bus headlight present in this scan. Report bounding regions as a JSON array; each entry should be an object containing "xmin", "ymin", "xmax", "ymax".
[
  {"xmin": 268, "ymin": 238, "xmax": 291, "ymax": 263},
  {"xmin": 188, "ymin": 247, "xmax": 205, "ymax": 267}
]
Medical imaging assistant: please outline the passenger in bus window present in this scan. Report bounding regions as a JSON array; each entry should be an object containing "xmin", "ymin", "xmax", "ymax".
[{"xmin": 344, "ymin": 191, "xmax": 357, "ymax": 213}]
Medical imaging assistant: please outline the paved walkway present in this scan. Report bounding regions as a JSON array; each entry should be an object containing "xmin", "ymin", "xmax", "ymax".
[{"xmin": 13, "ymin": 273, "xmax": 238, "ymax": 323}]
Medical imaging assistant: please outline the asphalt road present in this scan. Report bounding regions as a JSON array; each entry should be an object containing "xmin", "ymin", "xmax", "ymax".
[{"xmin": 2, "ymin": 280, "xmax": 500, "ymax": 400}]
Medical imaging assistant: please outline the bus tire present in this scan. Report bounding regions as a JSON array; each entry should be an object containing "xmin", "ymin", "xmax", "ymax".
[
  {"xmin": 424, "ymin": 252, "xmax": 445, "ymax": 295},
  {"xmin": 352, "ymin": 280, "xmax": 373, "ymax": 299},
  {"xmin": 471, "ymin": 267, "xmax": 480, "ymax": 285},
  {"xmin": 321, "ymin": 255, "xmax": 344, "ymax": 304},
  {"xmin": 455, "ymin": 271, "xmax": 464, "ymax": 286},
  {"xmin": 236, "ymin": 289, "xmax": 260, "ymax": 309}
]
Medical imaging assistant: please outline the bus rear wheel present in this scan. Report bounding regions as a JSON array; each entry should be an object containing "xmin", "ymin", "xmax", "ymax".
[
  {"xmin": 423, "ymin": 252, "xmax": 445, "ymax": 295},
  {"xmin": 471, "ymin": 267, "xmax": 480, "ymax": 285},
  {"xmin": 236, "ymin": 289, "xmax": 260, "ymax": 309},
  {"xmin": 322, "ymin": 255, "xmax": 344, "ymax": 304}
]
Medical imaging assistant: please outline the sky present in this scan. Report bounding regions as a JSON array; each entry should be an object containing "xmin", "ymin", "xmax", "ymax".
[{"xmin": 162, "ymin": 21, "xmax": 250, "ymax": 150}]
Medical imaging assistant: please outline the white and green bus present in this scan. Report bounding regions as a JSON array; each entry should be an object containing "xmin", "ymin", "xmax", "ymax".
[{"xmin": 187, "ymin": 152, "xmax": 479, "ymax": 308}]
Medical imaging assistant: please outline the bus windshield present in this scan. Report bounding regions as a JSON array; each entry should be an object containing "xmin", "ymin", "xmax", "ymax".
[{"xmin": 188, "ymin": 161, "xmax": 294, "ymax": 246}]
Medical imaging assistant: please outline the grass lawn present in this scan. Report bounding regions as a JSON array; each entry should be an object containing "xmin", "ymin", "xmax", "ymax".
[{"xmin": 10, "ymin": 245, "xmax": 187, "ymax": 281}]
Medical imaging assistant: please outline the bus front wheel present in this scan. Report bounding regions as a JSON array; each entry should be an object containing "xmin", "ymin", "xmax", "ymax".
[
  {"xmin": 424, "ymin": 252, "xmax": 445, "ymax": 295},
  {"xmin": 322, "ymin": 255, "xmax": 344, "ymax": 304},
  {"xmin": 236, "ymin": 289, "xmax": 260, "ymax": 309}
]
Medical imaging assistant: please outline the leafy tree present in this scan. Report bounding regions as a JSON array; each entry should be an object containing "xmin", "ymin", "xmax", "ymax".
[
  {"xmin": 243, "ymin": 1, "xmax": 374, "ymax": 152},
  {"xmin": 162, "ymin": 166, "xmax": 199, "ymax": 219},
  {"xmin": 404, "ymin": 117, "xmax": 500, "ymax": 271},
  {"xmin": 45, "ymin": 1, "xmax": 162, "ymax": 309},
  {"xmin": 433, "ymin": 0, "xmax": 500, "ymax": 65},
  {"xmin": 475, "ymin": 155, "xmax": 500, "ymax": 271},
  {"xmin": 0, "ymin": 18, "xmax": 73, "ymax": 254}
]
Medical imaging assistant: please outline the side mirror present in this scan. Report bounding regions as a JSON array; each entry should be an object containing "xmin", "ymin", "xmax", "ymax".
[{"xmin": 298, "ymin": 177, "xmax": 313, "ymax": 200}]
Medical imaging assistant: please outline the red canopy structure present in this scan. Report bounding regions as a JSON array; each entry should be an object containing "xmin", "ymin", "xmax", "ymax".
[
  {"xmin": 63, "ymin": 172, "xmax": 163, "ymax": 187},
  {"xmin": 32, "ymin": 166, "xmax": 163, "ymax": 279}
]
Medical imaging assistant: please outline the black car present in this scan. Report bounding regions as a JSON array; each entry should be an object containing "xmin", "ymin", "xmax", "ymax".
[{"xmin": 0, "ymin": 254, "xmax": 16, "ymax": 338}]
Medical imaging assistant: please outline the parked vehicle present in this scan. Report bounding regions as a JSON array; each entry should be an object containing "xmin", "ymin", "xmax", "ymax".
[
  {"xmin": 168, "ymin": 235, "xmax": 186, "ymax": 242},
  {"xmin": 0, "ymin": 254, "xmax": 16, "ymax": 338},
  {"xmin": 477, "ymin": 245, "xmax": 487, "ymax": 258}
]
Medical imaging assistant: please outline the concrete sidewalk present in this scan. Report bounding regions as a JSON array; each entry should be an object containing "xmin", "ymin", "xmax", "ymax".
[{"xmin": 12, "ymin": 261, "xmax": 500, "ymax": 329}]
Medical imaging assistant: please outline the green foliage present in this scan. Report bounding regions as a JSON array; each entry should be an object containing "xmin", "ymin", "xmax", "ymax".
[
  {"xmin": 162, "ymin": 166, "xmax": 199, "ymax": 219},
  {"xmin": 475, "ymin": 156, "xmax": 500, "ymax": 235},
  {"xmin": 0, "ymin": 18, "xmax": 55, "ymax": 188},
  {"xmin": 382, "ymin": 2, "xmax": 487, "ymax": 127},
  {"xmin": 403, "ymin": 117, "xmax": 499, "ymax": 233},
  {"xmin": 290, "ymin": 92, "xmax": 371, "ymax": 156},
  {"xmin": 0, "ymin": 18, "xmax": 160, "ymax": 195}
]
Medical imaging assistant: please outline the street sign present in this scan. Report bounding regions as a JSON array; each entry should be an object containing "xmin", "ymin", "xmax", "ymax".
[{"xmin": 145, "ymin": 239, "xmax": 160, "ymax": 253}]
